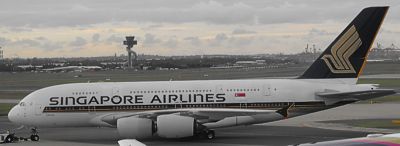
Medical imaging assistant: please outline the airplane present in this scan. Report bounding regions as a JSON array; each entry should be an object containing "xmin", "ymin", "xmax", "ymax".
[{"xmin": 7, "ymin": 6, "xmax": 396, "ymax": 142}]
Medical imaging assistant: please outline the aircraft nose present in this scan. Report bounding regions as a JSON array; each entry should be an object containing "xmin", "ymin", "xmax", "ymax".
[{"xmin": 8, "ymin": 106, "xmax": 20, "ymax": 123}]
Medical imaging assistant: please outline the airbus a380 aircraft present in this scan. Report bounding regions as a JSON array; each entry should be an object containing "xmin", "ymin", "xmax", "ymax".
[{"xmin": 7, "ymin": 7, "xmax": 396, "ymax": 141}]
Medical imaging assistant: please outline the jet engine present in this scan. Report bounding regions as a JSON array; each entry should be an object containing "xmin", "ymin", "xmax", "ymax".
[
  {"xmin": 156, "ymin": 114, "xmax": 198, "ymax": 138},
  {"xmin": 117, "ymin": 117, "xmax": 155, "ymax": 138}
]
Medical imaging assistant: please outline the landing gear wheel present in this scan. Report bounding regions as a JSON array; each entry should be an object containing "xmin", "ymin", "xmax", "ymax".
[
  {"xmin": 30, "ymin": 135, "xmax": 39, "ymax": 141},
  {"xmin": 5, "ymin": 135, "xmax": 14, "ymax": 143},
  {"xmin": 205, "ymin": 130, "xmax": 215, "ymax": 140},
  {"xmin": 30, "ymin": 128, "xmax": 39, "ymax": 141}
]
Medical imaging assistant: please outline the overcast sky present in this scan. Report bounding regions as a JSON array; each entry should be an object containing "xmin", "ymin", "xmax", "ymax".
[{"xmin": 0, "ymin": 0, "xmax": 399, "ymax": 58}]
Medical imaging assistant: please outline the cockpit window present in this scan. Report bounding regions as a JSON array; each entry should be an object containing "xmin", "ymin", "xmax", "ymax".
[{"xmin": 19, "ymin": 102, "xmax": 25, "ymax": 107}]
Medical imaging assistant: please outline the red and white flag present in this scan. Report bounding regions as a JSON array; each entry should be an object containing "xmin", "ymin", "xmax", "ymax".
[{"xmin": 235, "ymin": 93, "xmax": 246, "ymax": 97}]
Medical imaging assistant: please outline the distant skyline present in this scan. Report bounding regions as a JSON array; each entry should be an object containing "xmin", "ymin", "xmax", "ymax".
[{"xmin": 0, "ymin": 0, "xmax": 400, "ymax": 58}]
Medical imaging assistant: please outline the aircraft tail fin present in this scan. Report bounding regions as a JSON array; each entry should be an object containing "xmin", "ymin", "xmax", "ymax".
[{"xmin": 299, "ymin": 6, "xmax": 389, "ymax": 79}]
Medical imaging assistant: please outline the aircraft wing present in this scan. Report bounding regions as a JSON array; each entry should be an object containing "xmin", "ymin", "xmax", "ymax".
[
  {"xmin": 99, "ymin": 107, "xmax": 288, "ymax": 128},
  {"xmin": 298, "ymin": 133, "xmax": 400, "ymax": 146},
  {"xmin": 316, "ymin": 89, "xmax": 396, "ymax": 105}
]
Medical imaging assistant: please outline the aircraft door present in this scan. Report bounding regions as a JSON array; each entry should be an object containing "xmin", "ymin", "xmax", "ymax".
[
  {"xmin": 112, "ymin": 87, "xmax": 120, "ymax": 96},
  {"xmin": 35, "ymin": 104, "xmax": 43, "ymax": 116},
  {"xmin": 215, "ymin": 85, "xmax": 223, "ymax": 94},
  {"xmin": 19, "ymin": 102, "xmax": 28, "ymax": 118},
  {"xmin": 23, "ymin": 106, "xmax": 27, "ymax": 118},
  {"xmin": 263, "ymin": 84, "xmax": 271, "ymax": 96}
]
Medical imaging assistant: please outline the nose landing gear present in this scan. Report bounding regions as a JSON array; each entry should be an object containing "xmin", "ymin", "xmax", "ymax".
[{"xmin": 30, "ymin": 128, "xmax": 39, "ymax": 141}]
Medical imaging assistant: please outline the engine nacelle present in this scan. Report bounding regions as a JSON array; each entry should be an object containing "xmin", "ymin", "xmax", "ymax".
[
  {"xmin": 156, "ymin": 114, "xmax": 196, "ymax": 138},
  {"xmin": 117, "ymin": 117, "xmax": 155, "ymax": 139}
]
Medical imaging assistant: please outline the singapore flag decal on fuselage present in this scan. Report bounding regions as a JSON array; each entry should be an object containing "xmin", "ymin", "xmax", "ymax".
[{"xmin": 8, "ymin": 7, "xmax": 396, "ymax": 141}]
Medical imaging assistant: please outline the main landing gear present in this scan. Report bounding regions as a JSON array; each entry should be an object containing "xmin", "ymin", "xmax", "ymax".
[
  {"xmin": 205, "ymin": 130, "xmax": 215, "ymax": 139},
  {"xmin": 198, "ymin": 129, "xmax": 215, "ymax": 140},
  {"xmin": 2, "ymin": 132, "xmax": 15, "ymax": 143},
  {"xmin": 1, "ymin": 128, "xmax": 40, "ymax": 143}
]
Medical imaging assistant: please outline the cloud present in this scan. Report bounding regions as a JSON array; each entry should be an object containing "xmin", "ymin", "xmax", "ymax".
[
  {"xmin": 92, "ymin": 33, "xmax": 100, "ymax": 42},
  {"xmin": 6, "ymin": 37, "xmax": 64, "ymax": 51},
  {"xmin": 143, "ymin": 33, "xmax": 162, "ymax": 46},
  {"xmin": 69, "ymin": 37, "xmax": 87, "ymax": 46},
  {"xmin": 164, "ymin": 36, "xmax": 178, "ymax": 48},
  {"xmin": 1, "ymin": 0, "xmax": 400, "ymax": 57},
  {"xmin": 308, "ymin": 28, "xmax": 335, "ymax": 36},
  {"xmin": 1, "ymin": 0, "xmax": 398, "ymax": 27},
  {"xmin": 141, "ymin": 24, "xmax": 164, "ymax": 31},
  {"xmin": 232, "ymin": 28, "xmax": 256, "ymax": 35},
  {"xmin": 215, "ymin": 33, "xmax": 228, "ymax": 41},
  {"xmin": 184, "ymin": 36, "xmax": 201, "ymax": 46},
  {"xmin": 228, "ymin": 36, "xmax": 254, "ymax": 47},
  {"xmin": 209, "ymin": 33, "xmax": 229, "ymax": 47},
  {"xmin": 302, "ymin": 28, "xmax": 337, "ymax": 45},
  {"xmin": 381, "ymin": 28, "xmax": 400, "ymax": 34},
  {"xmin": 0, "ymin": 37, "xmax": 11, "ymax": 46},
  {"xmin": 8, "ymin": 27, "xmax": 32, "ymax": 32},
  {"xmin": 106, "ymin": 35, "xmax": 123, "ymax": 44},
  {"xmin": 41, "ymin": 41, "xmax": 63, "ymax": 51},
  {"xmin": 35, "ymin": 36, "xmax": 47, "ymax": 41},
  {"xmin": 13, "ymin": 39, "xmax": 41, "ymax": 47}
]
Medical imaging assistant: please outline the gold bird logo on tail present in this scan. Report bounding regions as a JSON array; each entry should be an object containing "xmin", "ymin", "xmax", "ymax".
[{"xmin": 321, "ymin": 25, "xmax": 362, "ymax": 74}]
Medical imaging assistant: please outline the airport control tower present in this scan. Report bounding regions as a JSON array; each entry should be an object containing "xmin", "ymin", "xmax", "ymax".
[{"xmin": 123, "ymin": 36, "xmax": 138, "ymax": 68}]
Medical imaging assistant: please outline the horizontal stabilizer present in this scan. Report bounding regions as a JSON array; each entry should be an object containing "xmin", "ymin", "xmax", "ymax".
[{"xmin": 316, "ymin": 89, "xmax": 396, "ymax": 105}]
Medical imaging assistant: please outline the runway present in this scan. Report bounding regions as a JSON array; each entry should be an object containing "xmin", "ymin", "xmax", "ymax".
[{"xmin": 0, "ymin": 116, "xmax": 368, "ymax": 146}]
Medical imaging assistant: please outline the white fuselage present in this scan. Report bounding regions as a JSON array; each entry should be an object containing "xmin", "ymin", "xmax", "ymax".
[{"xmin": 8, "ymin": 78, "xmax": 373, "ymax": 128}]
